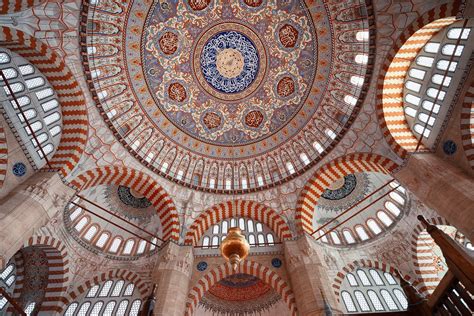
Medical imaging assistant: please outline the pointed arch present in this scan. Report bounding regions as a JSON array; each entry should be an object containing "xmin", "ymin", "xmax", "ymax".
[
  {"xmin": 8, "ymin": 236, "xmax": 70, "ymax": 313},
  {"xmin": 186, "ymin": 260, "xmax": 297, "ymax": 316},
  {"xmin": 0, "ymin": 26, "xmax": 88, "ymax": 177},
  {"xmin": 376, "ymin": 1, "xmax": 462, "ymax": 158},
  {"xmin": 184, "ymin": 200, "xmax": 292, "ymax": 246},
  {"xmin": 410, "ymin": 216, "xmax": 452, "ymax": 297},
  {"xmin": 0, "ymin": 123, "xmax": 6, "ymax": 188},
  {"xmin": 332, "ymin": 259, "xmax": 412, "ymax": 301},
  {"xmin": 295, "ymin": 153, "xmax": 399, "ymax": 235},
  {"xmin": 70, "ymin": 166, "xmax": 180, "ymax": 242},
  {"xmin": 461, "ymin": 80, "xmax": 474, "ymax": 169}
]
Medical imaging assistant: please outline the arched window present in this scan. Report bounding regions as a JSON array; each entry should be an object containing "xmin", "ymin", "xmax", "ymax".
[
  {"xmin": 198, "ymin": 217, "xmax": 279, "ymax": 251},
  {"xmin": 377, "ymin": 211, "xmax": 393, "ymax": 227},
  {"xmin": 346, "ymin": 273, "xmax": 358, "ymax": 287},
  {"xmin": 357, "ymin": 270, "xmax": 371, "ymax": 286},
  {"xmin": 355, "ymin": 225, "xmax": 369, "ymax": 241},
  {"xmin": 65, "ymin": 280, "xmax": 141, "ymax": 316},
  {"xmin": 341, "ymin": 291, "xmax": 357, "ymax": 312},
  {"xmin": 367, "ymin": 290, "xmax": 384, "ymax": 311},
  {"xmin": 0, "ymin": 48, "xmax": 62, "ymax": 169},
  {"xmin": 393, "ymin": 289, "xmax": 408, "ymax": 309},
  {"xmin": 403, "ymin": 21, "xmax": 473, "ymax": 148},
  {"xmin": 343, "ymin": 229, "xmax": 355, "ymax": 244},
  {"xmin": 109, "ymin": 237, "xmax": 122, "ymax": 253},
  {"xmin": 369, "ymin": 269, "xmax": 384, "ymax": 286},
  {"xmin": 84, "ymin": 225, "xmax": 98, "ymax": 241},
  {"xmin": 339, "ymin": 268, "xmax": 407, "ymax": 313},
  {"xmin": 96, "ymin": 232, "xmax": 110, "ymax": 248},
  {"xmin": 0, "ymin": 262, "xmax": 16, "ymax": 312},
  {"xmin": 367, "ymin": 219, "xmax": 382, "ymax": 235},
  {"xmin": 385, "ymin": 201, "xmax": 401, "ymax": 216},
  {"xmin": 380, "ymin": 289, "xmax": 398, "ymax": 310},
  {"xmin": 330, "ymin": 231, "xmax": 341, "ymax": 244},
  {"xmin": 75, "ymin": 217, "xmax": 89, "ymax": 232},
  {"xmin": 354, "ymin": 291, "xmax": 371, "ymax": 312}
]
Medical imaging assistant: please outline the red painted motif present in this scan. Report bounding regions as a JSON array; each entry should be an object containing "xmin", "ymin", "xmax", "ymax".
[
  {"xmin": 243, "ymin": 0, "xmax": 263, "ymax": 7},
  {"xmin": 245, "ymin": 110, "xmax": 264, "ymax": 128},
  {"xmin": 203, "ymin": 112, "xmax": 221, "ymax": 130},
  {"xmin": 279, "ymin": 24, "xmax": 299, "ymax": 48},
  {"xmin": 188, "ymin": 0, "xmax": 210, "ymax": 11},
  {"xmin": 168, "ymin": 82, "xmax": 187, "ymax": 102},
  {"xmin": 159, "ymin": 31, "xmax": 179, "ymax": 55},
  {"xmin": 277, "ymin": 76, "xmax": 295, "ymax": 97}
]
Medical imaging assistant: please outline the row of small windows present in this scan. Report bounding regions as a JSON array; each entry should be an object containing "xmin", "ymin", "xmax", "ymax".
[
  {"xmin": 341, "ymin": 269, "xmax": 408, "ymax": 314},
  {"xmin": 200, "ymin": 218, "xmax": 277, "ymax": 249},
  {"xmin": 69, "ymin": 204, "xmax": 157, "ymax": 256},
  {"xmin": 0, "ymin": 51, "xmax": 62, "ymax": 164},
  {"xmin": 318, "ymin": 183, "xmax": 406, "ymax": 245},
  {"xmin": 65, "ymin": 300, "xmax": 141, "ymax": 316},
  {"xmin": 64, "ymin": 280, "xmax": 141, "ymax": 316},
  {"xmin": 342, "ymin": 289, "xmax": 407, "ymax": 313},
  {"xmin": 404, "ymin": 26, "xmax": 471, "ymax": 140},
  {"xmin": 0, "ymin": 263, "xmax": 16, "ymax": 312},
  {"xmin": 158, "ymin": 130, "xmax": 337, "ymax": 190}
]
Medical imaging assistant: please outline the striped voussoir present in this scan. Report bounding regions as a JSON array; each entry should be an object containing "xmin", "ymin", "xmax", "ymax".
[
  {"xmin": 185, "ymin": 260, "xmax": 297, "ymax": 316},
  {"xmin": 0, "ymin": 0, "xmax": 44, "ymax": 14},
  {"xmin": 461, "ymin": 80, "xmax": 474, "ymax": 170},
  {"xmin": 9, "ymin": 236, "xmax": 70, "ymax": 313},
  {"xmin": 295, "ymin": 153, "xmax": 399, "ymax": 235},
  {"xmin": 60, "ymin": 269, "xmax": 149, "ymax": 311},
  {"xmin": 0, "ymin": 26, "xmax": 88, "ymax": 177},
  {"xmin": 332, "ymin": 259, "xmax": 412, "ymax": 301},
  {"xmin": 410, "ymin": 216, "xmax": 450, "ymax": 297},
  {"xmin": 184, "ymin": 200, "xmax": 292, "ymax": 246},
  {"xmin": 0, "ymin": 124, "xmax": 6, "ymax": 188},
  {"xmin": 376, "ymin": 1, "xmax": 461, "ymax": 158},
  {"xmin": 70, "ymin": 166, "xmax": 180, "ymax": 242}
]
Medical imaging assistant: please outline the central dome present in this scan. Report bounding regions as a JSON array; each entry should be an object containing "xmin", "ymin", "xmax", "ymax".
[
  {"xmin": 142, "ymin": 3, "xmax": 315, "ymax": 146},
  {"xmin": 82, "ymin": 0, "xmax": 373, "ymax": 192}
]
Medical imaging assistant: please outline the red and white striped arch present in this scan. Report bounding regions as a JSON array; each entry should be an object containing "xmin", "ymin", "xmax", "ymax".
[
  {"xmin": 376, "ymin": 2, "xmax": 462, "ymax": 158},
  {"xmin": 0, "ymin": 123, "xmax": 6, "ymax": 188},
  {"xmin": 70, "ymin": 166, "xmax": 180, "ymax": 242},
  {"xmin": 410, "ymin": 216, "xmax": 451, "ymax": 297},
  {"xmin": 184, "ymin": 200, "xmax": 292, "ymax": 246},
  {"xmin": 332, "ymin": 259, "xmax": 412, "ymax": 301},
  {"xmin": 186, "ymin": 260, "xmax": 297, "ymax": 316},
  {"xmin": 295, "ymin": 153, "xmax": 399, "ymax": 235},
  {"xmin": 9, "ymin": 236, "xmax": 70, "ymax": 314},
  {"xmin": 0, "ymin": 0, "xmax": 44, "ymax": 14},
  {"xmin": 461, "ymin": 80, "xmax": 474, "ymax": 170},
  {"xmin": 60, "ymin": 268, "xmax": 149, "ymax": 311},
  {"xmin": 0, "ymin": 26, "xmax": 88, "ymax": 177}
]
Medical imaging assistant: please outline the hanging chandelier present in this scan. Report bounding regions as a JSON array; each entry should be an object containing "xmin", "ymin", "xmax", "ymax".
[{"xmin": 220, "ymin": 227, "xmax": 250, "ymax": 270}]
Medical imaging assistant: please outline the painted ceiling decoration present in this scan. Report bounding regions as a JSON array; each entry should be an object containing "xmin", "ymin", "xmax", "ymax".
[
  {"xmin": 199, "ymin": 273, "xmax": 281, "ymax": 315},
  {"xmin": 81, "ymin": 0, "xmax": 374, "ymax": 193},
  {"xmin": 318, "ymin": 173, "xmax": 369, "ymax": 213}
]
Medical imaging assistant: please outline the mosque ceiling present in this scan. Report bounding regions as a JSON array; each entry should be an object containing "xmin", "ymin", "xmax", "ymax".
[{"xmin": 81, "ymin": 0, "xmax": 375, "ymax": 193}]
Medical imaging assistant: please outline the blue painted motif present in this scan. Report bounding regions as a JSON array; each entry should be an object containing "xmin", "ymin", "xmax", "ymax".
[
  {"xmin": 272, "ymin": 258, "xmax": 282, "ymax": 268},
  {"xmin": 443, "ymin": 140, "xmax": 457, "ymax": 155},
  {"xmin": 201, "ymin": 31, "xmax": 259, "ymax": 94},
  {"xmin": 321, "ymin": 174, "xmax": 357, "ymax": 200},
  {"xmin": 12, "ymin": 162, "xmax": 26, "ymax": 177},
  {"xmin": 197, "ymin": 261, "xmax": 208, "ymax": 271}
]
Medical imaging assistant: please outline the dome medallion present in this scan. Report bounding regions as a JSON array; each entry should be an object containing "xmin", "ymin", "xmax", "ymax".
[
  {"xmin": 82, "ymin": 0, "xmax": 373, "ymax": 192},
  {"xmin": 142, "ymin": 3, "xmax": 315, "ymax": 146}
]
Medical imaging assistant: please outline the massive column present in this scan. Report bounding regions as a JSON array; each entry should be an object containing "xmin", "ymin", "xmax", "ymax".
[
  {"xmin": 284, "ymin": 235, "xmax": 342, "ymax": 315},
  {"xmin": 0, "ymin": 171, "xmax": 74, "ymax": 268},
  {"xmin": 395, "ymin": 153, "xmax": 474, "ymax": 241},
  {"xmin": 151, "ymin": 242, "xmax": 194, "ymax": 316}
]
